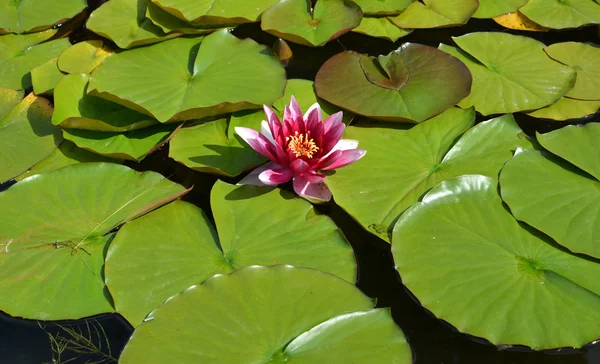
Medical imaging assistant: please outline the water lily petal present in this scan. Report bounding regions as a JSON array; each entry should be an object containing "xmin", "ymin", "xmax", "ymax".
[
  {"xmin": 321, "ymin": 149, "xmax": 367, "ymax": 171},
  {"xmin": 264, "ymin": 105, "xmax": 283, "ymax": 145},
  {"xmin": 320, "ymin": 139, "xmax": 359, "ymax": 160},
  {"xmin": 322, "ymin": 111, "xmax": 343, "ymax": 134},
  {"xmin": 289, "ymin": 95, "xmax": 303, "ymax": 122},
  {"xmin": 293, "ymin": 176, "xmax": 332, "ymax": 202},
  {"xmin": 235, "ymin": 127, "xmax": 278, "ymax": 162},
  {"xmin": 302, "ymin": 171, "xmax": 326, "ymax": 184},
  {"xmin": 259, "ymin": 166, "xmax": 293, "ymax": 185},
  {"xmin": 321, "ymin": 121, "xmax": 346, "ymax": 154},
  {"xmin": 237, "ymin": 163, "xmax": 276, "ymax": 186},
  {"xmin": 290, "ymin": 159, "xmax": 310, "ymax": 174},
  {"xmin": 304, "ymin": 102, "xmax": 322, "ymax": 131},
  {"xmin": 261, "ymin": 120, "xmax": 276, "ymax": 144}
]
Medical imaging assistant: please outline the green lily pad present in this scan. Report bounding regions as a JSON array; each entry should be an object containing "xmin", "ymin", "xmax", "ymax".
[
  {"xmin": 392, "ymin": 175, "xmax": 600, "ymax": 350},
  {"xmin": 89, "ymin": 30, "xmax": 286, "ymax": 122},
  {"xmin": 146, "ymin": 1, "xmax": 225, "ymax": 34},
  {"xmin": 315, "ymin": 44, "xmax": 472, "ymax": 122},
  {"xmin": 327, "ymin": 109, "xmax": 533, "ymax": 242},
  {"xmin": 544, "ymin": 42, "xmax": 600, "ymax": 100},
  {"xmin": 31, "ymin": 58, "xmax": 65, "ymax": 95},
  {"xmin": 0, "ymin": 0, "xmax": 86, "ymax": 33},
  {"xmin": 352, "ymin": 16, "xmax": 412, "ymax": 42},
  {"xmin": 119, "ymin": 266, "xmax": 410, "ymax": 363},
  {"xmin": 472, "ymin": 0, "xmax": 528, "ymax": 18},
  {"xmin": 261, "ymin": 0, "xmax": 363, "ymax": 47},
  {"xmin": 439, "ymin": 32, "xmax": 577, "ymax": 115},
  {"xmin": 0, "ymin": 163, "xmax": 187, "ymax": 320},
  {"xmin": 389, "ymin": 0, "xmax": 479, "ymax": 28},
  {"xmin": 500, "ymin": 126, "xmax": 600, "ymax": 258},
  {"xmin": 63, "ymin": 123, "xmax": 178, "ymax": 161},
  {"xmin": 0, "ymin": 30, "xmax": 71, "ymax": 89},
  {"xmin": 87, "ymin": 0, "xmax": 177, "ymax": 49},
  {"xmin": 15, "ymin": 141, "xmax": 117, "ymax": 181},
  {"xmin": 169, "ymin": 79, "xmax": 351, "ymax": 176},
  {"xmin": 352, "ymin": 0, "xmax": 413, "ymax": 15},
  {"xmin": 106, "ymin": 181, "xmax": 356, "ymax": 325},
  {"xmin": 528, "ymin": 97, "xmax": 600, "ymax": 121},
  {"xmin": 53, "ymin": 74, "xmax": 158, "ymax": 132},
  {"xmin": 151, "ymin": 0, "xmax": 280, "ymax": 24},
  {"xmin": 520, "ymin": 0, "xmax": 600, "ymax": 29},
  {"xmin": 57, "ymin": 40, "xmax": 112, "ymax": 74},
  {"xmin": 0, "ymin": 93, "xmax": 60, "ymax": 183},
  {"xmin": 0, "ymin": 88, "xmax": 24, "ymax": 117}
]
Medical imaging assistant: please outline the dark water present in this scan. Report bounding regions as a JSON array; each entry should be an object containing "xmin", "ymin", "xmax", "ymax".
[{"xmin": 1, "ymin": 1, "xmax": 599, "ymax": 363}]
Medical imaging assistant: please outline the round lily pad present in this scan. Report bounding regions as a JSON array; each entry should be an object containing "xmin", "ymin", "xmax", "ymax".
[
  {"xmin": 389, "ymin": 0, "xmax": 479, "ymax": 28},
  {"xmin": 89, "ymin": 30, "xmax": 286, "ymax": 122},
  {"xmin": 326, "ymin": 109, "xmax": 532, "ymax": 242},
  {"xmin": 0, "ymin": 0, "xmax": 86, "ymax": 33},
  {"xmin": 393, "ymin": 175, "xmax": 600, "ymax": 350},
  {"xmin": 439, "ymin": 32, "xmax": 577, "ymax": 115},
  {"xmin": 119, "ymin": 265, "xmax": 411, "ymax": 363},
  {"xmin": 169, "ymin": 79, "xmax": 349, "ymax": 176},
  {"xmin": 315, "ymin": 43, "xmax": 472, "ymax": 122},
  {"xmin": 352, "ymin": 16, "xmax": 412, "ymax": 42},
  {"xmin": 261, "ymin": 0, "xmax": 363, "ymax": 47},
  {"xmin": 0, "ymin": 30, "xmax": 71, "ymax": 89},
  {"xmin": 527, "ymin": 97, "xmax": 600, "ymax": 120},
  {"xmin": 0, "ymin": 93, "xmax": 60, "ymax": 183},
  {"xmin": 87, "ymin": 0, "xmax": 175, "ymax": 49},
  {"xmin": 57, "ymin": 40, "xmax": 112, "ymax": 74},
  {"xmin": 500, "ymin": 124, "xmax": 600, "ymax": 258},
  {"xmin": 544, "ymin": 42, "xmax": 600, "ymax": 100},
  {"xmin": 30, "ymin": 58, "xmax": 65, "ymax": 95},
  {"xmin": 145, "ymin": 1, "xmax": 224, "ymax": 34},
  {"xmin": 152, "ymin": 0, "xmax": 280, "ymax": 24},
  {"xmin": 520, "ymin": 0, "xmax": 600, "ymax": 29},
  {"xmin": 352, "ymin": 0, "xmax": 413, "ymax": 15},
  {"xmin": 472, "ymin": 0, "xmax": 528, "ymax": 18},
  {"xmin": 0, "ymin": 163, "xmax": 187, "ymax": 320},
  {"xmin": 0, "ymin": 88, "xmax": 24, "ymax": 118},
  {"xmin": 53, "ymin": 74, "xmax": 158, "ymax": 132},
  {"xmin": 106, "ymin": 181, "xmax": 356, "ymax": 325}
]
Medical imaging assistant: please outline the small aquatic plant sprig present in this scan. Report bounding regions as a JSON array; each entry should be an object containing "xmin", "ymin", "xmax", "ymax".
[{"xmin": 235, "ymin": 97, "xmax": 366, "ymax": 202}]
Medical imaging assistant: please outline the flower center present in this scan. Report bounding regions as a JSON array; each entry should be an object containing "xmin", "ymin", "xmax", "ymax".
[{"xmin": 286, "ymin": 132, "xmax": 319, "ymax": 158}]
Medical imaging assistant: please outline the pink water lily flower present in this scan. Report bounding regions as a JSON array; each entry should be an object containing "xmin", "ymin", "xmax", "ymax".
[{"xmin": 235, "ymin": 96, "xmax": 366, "ymax": 202}]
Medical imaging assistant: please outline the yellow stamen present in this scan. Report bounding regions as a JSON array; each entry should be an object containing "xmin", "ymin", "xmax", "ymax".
[{"xmin": 286, "ymin": 131, "xmax": 319, "ymax": 158}]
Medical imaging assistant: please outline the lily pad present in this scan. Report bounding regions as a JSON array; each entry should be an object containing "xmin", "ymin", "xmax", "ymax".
[
  {"xmin": 326, "ymin": 109, "xmax": 532, "ymax": 242},
  {"xmin": 106, "ymin": 181, "xmax": 356, "ymax": 325},
  {"xmin": 493, "ymin": 12, "xmax": 549, "ymax": 32},
  {"xmin": 0, "ymin": 0, "xmax": 86, "ymax": 33},
  {"xmin": 352, "ymin": 16, "xmax": 412, "ymax": 42},
  {"xmin": 392, "ymin": 175, "xmax": 600, "ymax": 350},
  {"xmin": 57, "ymin": 40, "xmax": 112, "ymax": 74},
  {"xmin": 315, "ymin": 43, "xmax": 472, "ymax": 122},
  {"xmin": 169, "ymin": 79, "xmax": 351, "ymax": 176},
  {"xmin": 527, "ymin": 97, "xmax": 600, "ymax": 121},
  {"xmin": 53, "ymin": 74, "xmax": 158, "ymax": 132},
  {"xmin": 0, "ymin": 163, "xmax": 187, "ymax": 320},
  {"xmin": 261, "ymin": 0, "xmax": 363, "ymax": 47},
  {"xmin": 544, "ymin": 42, "xmax": 600, "ymax": 100},
  {"xmin": 439, "ymin": 32, "xmax": 576, "ymax": 115},
  {"xmin": 146, "ymin": 1, "xmax": 225, "ymax": 34},
  {"xmin": 87, "ymin": 0, "xmax": 176, "ymax": 49},
  {"xmin": 119, "ymin": 266, "xmax": 411, "ymax": 363},
  {"xmin": 15, "ymin": 140, "xmax": 117, "ymax": 181},
  {"xmin": 63, "ymin": 123, "xmax": 178, "ymax": 161},
  {"xmin": 151, "ymin": 0, "xmax": 280, "ymax": 24},
  {"xmin": 389, "ymin": 0, "xmax": 479, "ymax": 28},
  {"xmin": 31, "ymin": 58, "xmax": 65, "ymax": 95},
  {"xmin": 0, "ymin": 88, "xmax": 24, "ymax": 117},
  {"xmin": 0, "ymin": 30, "xmax": 71, "ymax": 89},
  {"xmin": 88, "ymin": 30, "xmax": 286, "ymax": 122},
  {"xmin": 472, "ymin": 0, "xmax": 528, "ymax": 18},
  {"xmin": 352, "ymin": 0, "xmax": 413, "ymax": 15},
  {"xmin": 500, "ymin": 125, "xmax": 600, "ymax": 258},
  {"xmin": 520, "ymin": 0, "xmax": 600, "ymax": 29},
  {"xmin": 0, "ymin": 93, "xmax": 60, "ymax": 183}
]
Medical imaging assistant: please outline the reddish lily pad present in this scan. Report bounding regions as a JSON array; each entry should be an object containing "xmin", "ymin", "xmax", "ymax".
[
  {"xmin": 261, "ymin": 0, "xmax": 363, "ymax": 47},
  {"xmin": 389, "ymin": 0, "xmax": 479, "ymax": 28},
  {"xmin": 315, "ymin": 43, "xmax": 472, "ymax": 122},
  {"xmin": 89, "ymin": 30, "xmax": 286, "ymax": 122}
]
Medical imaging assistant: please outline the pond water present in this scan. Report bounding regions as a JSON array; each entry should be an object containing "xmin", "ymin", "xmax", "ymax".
[{"xmin": 1, "ymin": 1, "xmax": 599, "ymax": 363}]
